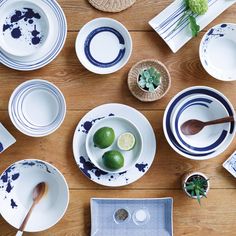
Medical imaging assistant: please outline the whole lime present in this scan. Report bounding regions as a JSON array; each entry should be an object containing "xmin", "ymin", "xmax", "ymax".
[
  {"xmin": 102, "ymin": 150, "xmax": 124, "ymax": 170},
  {"xmin": 93, "ymin": 127, "xmax": 115, "ymax": 149}
]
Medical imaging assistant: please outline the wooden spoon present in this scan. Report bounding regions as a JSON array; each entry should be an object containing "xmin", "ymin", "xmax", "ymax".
[
  {"xmin": 180, "ymin": 116, "xmax": 234, "ymax": 136},
  {"xmin": 16, "ymin": 182, "xmax": 47, "ymax": 236}
]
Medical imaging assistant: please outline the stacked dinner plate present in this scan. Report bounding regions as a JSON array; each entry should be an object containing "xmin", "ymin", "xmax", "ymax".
[
  {"xmin": 9, "ymin": 79, "xmax": 66, "ymax": 137},
  {"xmin": 163, "ymin": 86, "xmax": 236, "ymax": 160},
  {"xmin": 0, "ymin": 0, "xmax": 67, "ymax": 71}
]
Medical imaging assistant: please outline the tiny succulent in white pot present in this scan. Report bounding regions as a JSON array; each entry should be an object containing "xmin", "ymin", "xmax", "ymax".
[
  {"xmin": 138, "ymin": 67, "xmax": 161, "ymax": 92},
  {"xmin": 182, "ymin": 171, "xmax": 210, "ymax": 205}
]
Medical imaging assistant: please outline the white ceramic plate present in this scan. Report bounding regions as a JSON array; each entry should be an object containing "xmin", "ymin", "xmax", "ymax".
[
  {"xmin": 163, "ymin": 86, "xmax": 236, "ymax": 160},
  {"xmin": 0, "ymin": 0, "xmax": 50, "ymax": 57},
  {"xmin": 75, "ymin": 18, "xmax": 132, "ymax": 74},
  {"xmin": 73, "ymin": 103, "xmax": 156, "ymax": 187},
  {"xmin": 200, "ymin": 23, "xmax": 236, "ymax": 81},
  {"xmin": 0, "ymin": 159, "xmax": 69, "ymax": 232},
  {"xmin": 171, "ymin": 94, "xmax": 230, "ymax": 154},
  {"xmin": 149, "ymin": 0, "xmax": 236, "ymax": 53},
  {"xmin": 0, "ymin": 0, "xmax": 67, "ymax": 70},
  {"xmin": 9, "ymin": 79, "xmax": 66, "ymax": 137},
  {"xmin": 86, "ymin": 116, "xmax": 143, "ymax": 173}
]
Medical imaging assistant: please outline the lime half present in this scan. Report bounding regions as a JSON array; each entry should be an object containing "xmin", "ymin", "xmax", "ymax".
[{"xmin": 117, "ymin": 132, "xmax": 136, "ymax": 151}]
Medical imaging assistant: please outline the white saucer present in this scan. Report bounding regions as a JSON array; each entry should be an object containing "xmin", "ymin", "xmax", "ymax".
[{"xmin": 75, "ymin": 18, "xmax": 132, "ymax": 74}]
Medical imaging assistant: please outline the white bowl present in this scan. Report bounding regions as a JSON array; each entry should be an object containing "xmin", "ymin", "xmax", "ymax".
[
  {"xmin": 0, "ymin": 0, "xmax": 51, "ymax": 57},
  {"xmin": 8, "ymin": 79, "xmax": 66, "ymax": 137},
  {"xmin": 0, "ymin": 159, "xmax": 69, "ymax": 232},
  {"xmin": 75, "ymin": 17, "xmax": 132, "ymax": 74},
  {"xmin": 200, "ymin": 23, "xmax": 236, "ymax": 81},
  {"xmin": 171, "ymin": 94, "xmax": 231, "ymax": 154},
  {"xmin": 163, "ymin": 86, "xmax": 236, "ymax": 160},
  {"xmin": 86, "ymin": 116, "xmax": 143, "ymax": 173}
]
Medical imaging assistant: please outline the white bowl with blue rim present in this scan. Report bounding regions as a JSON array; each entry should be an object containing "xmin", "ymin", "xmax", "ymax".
[
  {"xmin": 0, "ymin": 0, "xmax": 51, "ymax": 58},
  {"xmin": 163, "ymin": 86, "xmax": 236, "ymax": 160},
  {"xmin": 0, "ymin": 0, "xmax": 67, "ymax": 71},
  {"xmin": 86, "ymin": 116, "xmax": 143, "ymax": 173},
  {"xmin": 75, "ymin": 17, "xmax": 132, "ymax": 74},
  {"xmin": 171, "ymin": 94, "xmax": 231, "ymax": 154},
  {"xmin": 200, "ymin": 23, "xmax": 236, "ymax": 81},
  {"xmin": 8, "ymin": 79, "xmax": 66, "ymax": 137},
  {"xmin": 0, "ymin": 159, "xmax": 69, "ymax": 232}
]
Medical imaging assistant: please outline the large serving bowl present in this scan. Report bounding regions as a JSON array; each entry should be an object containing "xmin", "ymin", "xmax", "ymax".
[
  {"xmin": 75, "ymin": 17, "xmax": 132, "ymax": 74},
  {"xmin": 0, "ymin": 159, "xmax": 69, "ymax": 232},
  {"xmin": 8, "ymin": 79, "xmax": 66, "ymax": 137},
  {"xmin": 86, "ymin": 116, "xmax": 143, "ymax": 173},
  {"xmin": 200, "ymin": 23, "xmax": 236, "ymax": 81},
  {"xmin": 171, "ymin": 94, "xmax": 231, "ymax": 154},
  {"xmin": 163, "ymin": 86, "xmax": 236, "ymax": 160}
]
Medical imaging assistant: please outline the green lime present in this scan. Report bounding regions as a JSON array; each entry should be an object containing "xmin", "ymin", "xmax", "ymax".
[
  {"xmin": 102, "ymin": 150, "xmax": 124, "ymax": 170},
  {"xmin": 117, "ymin": 132, "xmax": 136, "ymax": 151},
  {"xmin": 93, "ymin": 127, "xmax": 115, "ymax": 149}
]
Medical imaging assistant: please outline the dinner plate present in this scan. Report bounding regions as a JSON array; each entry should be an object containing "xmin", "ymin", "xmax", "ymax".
[
  {"xmin": 75, "ymin": 18, "xmax": 132, "ymax": 74},
  {"xmin": 0, "ymin": 0, "xmax": 50, "ymax": 57},
  {"xmin": 73, "ymin": 103, "xmax": 156, "ymax": 187},
  {"xmin": 200, "ymin": 23, "xmax": 236, "ymax": 81},
  {"xmin": 0, "ymin": 159, "xmax": 69, "ymax": 232},
  {"xmin": 171, "ymin": 94, "xmax": 230, "ymax": 154},
  {"xmin": 9, "ymin": 79, "xmax": 66, "ymax": 137},
  {"xmin": 90, "ymin": 198, "xmax": 173, "ymax": 236},
  {"xmin": 163, "ymin": 86, "xmax": 235, "ymax": 160},
  {"xmin": 0, "ymin": 0, "xmax": 67, "ymax": 70},
  {"xmin": 86, "ymin": 116, "xmax": 143, "ymax": 173}
]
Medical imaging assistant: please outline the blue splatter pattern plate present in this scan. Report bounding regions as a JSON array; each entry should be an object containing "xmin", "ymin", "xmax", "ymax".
[
  {"xmin": 0, "ymin": 0, "xmax": 50, "ymax": 57},
  {"xmin": 90, "ymin": 198, "xmax": 173, "ymax": 236},
  {"xmin": 72, "ymin": 103, "xmax": 156, "ymax": 187},
  {"xmin": 0, "ymin": 159, "xmax": 69, "ymax": 232}
]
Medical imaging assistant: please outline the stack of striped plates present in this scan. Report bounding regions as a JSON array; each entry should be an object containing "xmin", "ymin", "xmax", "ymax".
[
  {"xmin": 0, "ymin": 0, "xmax": 67, "ymax": 71},
  {"xmin": 9, "ymin": 79, "xmax": 66, "ymax": 137}
]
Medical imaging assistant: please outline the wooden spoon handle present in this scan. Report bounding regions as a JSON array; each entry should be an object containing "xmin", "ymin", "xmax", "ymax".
[
  {"xmin": 19, "ymin": 201, "xmax": 36, "ymax": 232},
  {"xmin": 205, "ymin": 116, "xmax": 235, "ymax": 126}
]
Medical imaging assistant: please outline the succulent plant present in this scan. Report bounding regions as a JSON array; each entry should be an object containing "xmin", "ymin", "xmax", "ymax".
[
  {"xmin": 138, "ymin": 67, "xmax": 161, "ymax": 92},
  {"xmin": 184, "ymin": 175, "xmax": 209, "ymax": 205}
]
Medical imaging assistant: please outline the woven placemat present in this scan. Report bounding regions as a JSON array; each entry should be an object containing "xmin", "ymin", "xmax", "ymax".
[
  {"xmin": 88, "ymin": 0, "xmax": 136, "ymax": 13},
  {"xmin": 128, "ymin": 59, "xmax": 171, "ymax": 102}
]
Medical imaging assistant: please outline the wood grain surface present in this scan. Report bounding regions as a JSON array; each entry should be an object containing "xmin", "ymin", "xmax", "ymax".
[{"xmin": 0, "ymin": 0, "xmax": 236, "ymax": 235}]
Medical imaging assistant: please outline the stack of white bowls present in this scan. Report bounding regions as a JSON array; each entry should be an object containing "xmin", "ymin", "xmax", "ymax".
[
  {"xmin": 9, "ymin": 79, "xmax": 66, "ymax": 137},
  {"xmin": 163, "ymin": 86, "xmax": 236, "ymax": 160}
]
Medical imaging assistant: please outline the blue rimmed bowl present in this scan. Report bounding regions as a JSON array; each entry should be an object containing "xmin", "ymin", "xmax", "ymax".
[
  {"xmin": 163, "ymin": 86, "xmax": 236, "ymax": 160},
  {"xmin": 171, "ymin": 94, "xmax": 231, "ymax": 154}
]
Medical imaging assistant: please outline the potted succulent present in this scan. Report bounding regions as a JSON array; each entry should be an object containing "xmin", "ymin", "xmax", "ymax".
[
  {"xmin": 182, "ymin": 171, "xmax": 210, "ymax": 205},
  {"xmin": 137, "ymin": 67, "xmax": 161, "ymax": 93}
]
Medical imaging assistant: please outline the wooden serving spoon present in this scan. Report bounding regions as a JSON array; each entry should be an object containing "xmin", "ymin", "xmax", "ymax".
[
  {"xmin": 180, "ymin": 116, "xmax": 234, "ymax": 136},
  {"xmin": 16, "ymin": 182, "xmax": 47, "ymax": 236}
]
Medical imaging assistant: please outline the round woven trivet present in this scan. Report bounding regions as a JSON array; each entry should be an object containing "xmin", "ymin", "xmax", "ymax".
[
  {"xmin": 128, "ymin": 59, "xmax": 171, "ymax": 102},
  {"xmin": 88, "ymin": 0, "xmax": 136, "ymax": 13}
]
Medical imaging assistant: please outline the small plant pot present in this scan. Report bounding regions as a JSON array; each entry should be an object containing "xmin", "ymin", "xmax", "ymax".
[
  {"xmin": 182, "ymin": 172, "xmax": 210, "ymax": 200},
  {"xmin": 128, "ymin": 59, "xmax": 171, "ymax": 102}
]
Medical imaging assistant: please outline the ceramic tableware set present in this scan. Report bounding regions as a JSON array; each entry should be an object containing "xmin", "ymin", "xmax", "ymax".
[{"xmin": 0, "ymin": 0, "xmax": 236, "ymax": 235}]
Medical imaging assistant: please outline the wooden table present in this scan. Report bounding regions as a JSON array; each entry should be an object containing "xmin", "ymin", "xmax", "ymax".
[{"xmin": 1, "ymin": 1, "xmax": 236, "ymax": 235}]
